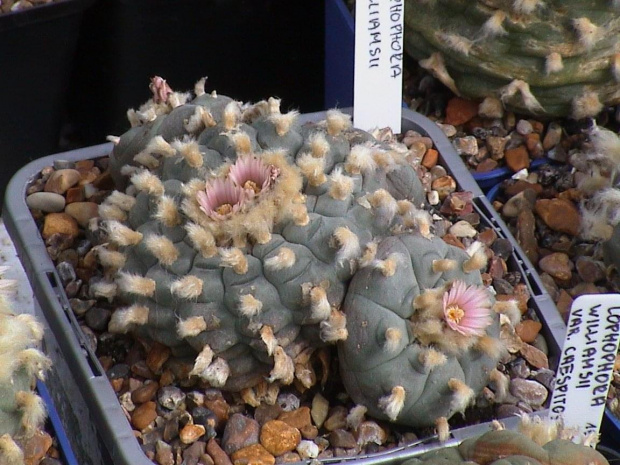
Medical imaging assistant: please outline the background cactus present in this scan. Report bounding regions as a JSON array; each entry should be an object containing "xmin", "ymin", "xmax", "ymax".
[
  {"xmin": 404, "ymin": 0, "xmax": 620, "ymax": 119},
  {"xmin": 99, "ymin": 77, "xmax": 512, "ymax": 427},
  {"xmin": 0, "ymin": 274, "xmax": 51, "ymax": 465},
  {"xmin": 400, "ymin": 416, "xmax": 609, "ymax": 465}
]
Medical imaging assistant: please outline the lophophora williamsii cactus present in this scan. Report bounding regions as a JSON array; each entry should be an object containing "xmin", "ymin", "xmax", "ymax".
[
  {"xmin": 0, "ymin": 271, "xmax": 51, "ymax": 465},
  {"xmin": 404, "ymin": 0, "xmax": 620, "ymax": 119},
  {"xmin": 400, "ymin": 416, "xmax": 609, "ymax": 465},
  {"xmin": 99, "ymin": 76, "xmax": 511, "ymax": 426},
  {"xmin": 100, "ymin": 76, "xmax": 427, "ymax": 397}
]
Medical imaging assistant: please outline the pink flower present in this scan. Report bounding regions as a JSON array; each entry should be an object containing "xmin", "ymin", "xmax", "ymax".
[
  {"xmin": 197, "ymin": 178, "xmax": 246, "ymax": 220},
  {"xmin": 149, "ymin": 76, "xmax": 173, "ymax": 104},
  {"xmin": 228, "ymin": 156, "xmax": 279, "ymax": 197},
  {"xmin": 442, "ymin": 281, "xmax": 492, "ymax": 337}
]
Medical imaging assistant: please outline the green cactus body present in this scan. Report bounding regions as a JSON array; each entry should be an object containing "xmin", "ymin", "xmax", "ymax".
[
  {"xmin": 404, "ymin": 0, "xmax": 620, "ymax": 118},
  {"xmin": 103, "ymin": 82, "xmax": 430, "ymax": 395}
]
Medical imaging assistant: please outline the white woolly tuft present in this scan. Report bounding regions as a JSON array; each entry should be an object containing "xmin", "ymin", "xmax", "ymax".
[
  {"xmin": 116, "ymin": 272, "xmax": 156, "ymax": 297},
  {"xmin": 513, "ymin": 0, "xmax": 542, "ymax": 14},
  {"xmin": 130, "ymin": 170, "xmax": 165, "ymax": 196},
  {"xmin": 489, "ymin": 369, "xmax": 510, "ymax": 402},
  {"xmin": 90, "ymin": 279, "xmax": 118, "ymax": 302},
  {"xmin": 120, "ymin": 164, "xmax": 140, "ymax": 177},
  {"xmin": 345, "ymin": 144, "xmax": 377, "ymax": 174},
  {"xmin": 268, "ymin": 97, "xmax": 281, "ymax": 114},
  {"xmin": 168, "ymin": 91, "xmax": 190, "ymax": 108},
  {"xmin": 108, "ymin": 305, "xmax": 149, "ymax": 333},
  {"xmin": 155, "ymin": 196, "xmax": 181, "ymax": 227},
  {"xmin": 419, "ymin": 348, "xmax": 448, "ymax": 370},
  {"xmin": 219, "ymin": 248, "xmax": 249, "ymax": 274},
  {"xmin": 378, "ymin": 386, "xmax": 406, "ymax": 421},
  {"xmin": 144, "ymin": 235, "xmax": 179, "ymax": 266},
  {"xmin": 297, "ymin": 153, "xmax": 327, "ymax": 186},
  {"xmin": 268, "ymin": 346, "xmax": 295, "ymax": 385},
  {"xmin": 133, "ymin": 151, "xmax": 160, "ymax": 170},
  {"xmin": 419, "ymin": 52, "xmax": 460, "ymax": 96},
  {"xmin": 202, "ymin": 357, "xmax": 230, "ymax": 388},
  {"xmin": 493, "ymin": 300, "xmax": 522, "ymax": 327},
  {"xmin": 590, "ymin": 126, "xmax": 620, "ymax": 166},
  {"xmin": 319, "ymin": 309, "xmax": 348, "ymax": 342},
  {"xmin": 264, "ymin": 247, "xmax": 296, "ymax": 271},
  {"xmin": 239, "ymin": 294, "xmax": 263, "ymax": 318},
  {"xmin": 332, "ymin": 227, "xmax": 361, "ymax": 264},
  {"xmin": 170, "ymin": 276, "xmax": 203, "ymax": 300},
  {"xmin": 573, "ymin": 17, "xmax": 599, "ymax": 49},
  {"xmin": 194, "ymin": 77, "xmax": 207, "ymax": 96},
  {"xmin": 185, "ymin": 223, "xmax": 217, "ymax": 258},
  {"xmin": 269, "ymin": 110, "xmax": 299, "ymax": 136},
  {"xmin": 328, "ymin": 167, "xmax": 355, "ymax": 200},
  {"xmin": 145, "ymin": 135, "xmax": 176, "ymax": 157},
  {"xmin": 373, "ymin": 253, "xmax": 403, "ymax": 277},
  {"xmin": 437, "ymin": 31, "xmax": 473, "ymax": 56},
  {"xmin": 545, "ymin": 52, "xmax": 564, "ymax": 74},
  {"xmin": 572, "ymin": 91, "xmax": 603, "ymax": 120},
  {"xmin": 16, "ymin": 391, "xmax": 47, "ymax": 435},
  {"xmin": 309, "ymin": 286, "xmax": 332, "ymax": 321},
  {"xmin": 177, "ymin": 316, "xmax": 207, "ymax": 338},
  {"xmin": 136, "ymin": 106, "xmax": 158, "ymax": 124},
  {"xmin": 15, "ymin": 314, "xmax": 44, "ymax": 342},
  {"xmin": 359, "ymin": 241, "xmax": 378, "ymax": 268},
  {"xmin": 106, "ymin": 220, "xmax": 143, "ymax": 246},
  {"xmin": 184, "ymin": 106, "xmax": 207, "ymax": 133},
  {"xmin": 96, "ymin": 247, "xmax": 126, "ymax": 270},
  {"xmin": 127, "ymin": 109, "xmax": 141, "ymax": 128},
  {"xmin": 223, "ymin": 102, "xmax": 241, "ymax": 130},
  {"xmin": 106, "ymin": 191, "xmax": 136, "ymax": 211},
  {"xmin": 189, "ymin": 345, "xmax": 215, "ymax": 378},
  {"xmin": 500, "ymin": 79, "xmax": 544, "ymax": 113},
  {"xmin": 448, "ymin": 378, "xmax": 475, "ymax": 414},
  {"xmin": 368, "ymin": 189, "xmax": 398, "ymax": 223},
  {"xmin": 260, "ymin": 325, "xmax": 278, "ymax": 356},
  {"xmin": 18, "ymin": 348, "xmax": 52, "ymax": 381},
  {"xmin": 230, "ymin": 132, "xmax": 253, "ymax": 155},
  {"xmin": 325, "ymin": 109, "xmax": 352, "ymax": 136},
  {"xmin": 291, "ymin": 203, "xmax": 310, "ymax": 226},
  {"xmin": 98, "ymin": 203, "xmax": 126, "ymax": 222},
  {"xmin": 308, "ymin": 132, "xmax": 330, "ymax": 158},
  {"xmin": 346, "ymin": 405, "xmax": 368, "ymax": 430},
  {"xmin": 435, "ymin": 417, "xmax": 450, "ymax": 442},
  {"xmin": 0, "ymin": 433, "xmax": 24, "ymax": 464},
  {"xmin": 171, "ymin": 138, "xmax": 204, "ymax": 168},
  {"xmin": 432, "ymin": 259, "xmax": 458, "ymax": 273},
  {"xmin": 383, "ymin": 328, "xmax": 402, "ymax": 354},
  {"xmin": 463, "ymin": 241, "xmax": 488, "ymax": 272},
  {"xmin": 479, "ymin": 10, "xmax": 507, "ymax": 38}
]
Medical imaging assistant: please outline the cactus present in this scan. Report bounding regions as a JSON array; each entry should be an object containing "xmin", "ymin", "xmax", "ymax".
[
  {"xmin": 100, "ymin": 77, "xmax": 511, "ymax": 426},
  {"xmin": 400, "ymin": 416, "xmax": 609, "ymax": 465},
  {"xmin": 404, "ymin": 0, "xmax": 620, "ymax": 119},
  {"xmin": 0, "ymin": 272, "xmax": 51, "ymax": 465}
]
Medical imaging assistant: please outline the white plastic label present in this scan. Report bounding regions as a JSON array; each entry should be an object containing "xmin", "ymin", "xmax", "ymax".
[
  {"xmin": 353, "ymin": 0, "xmax": 403, "ymax": 133},
  {"xmin": 549, "ymin": 294, "xmax": 620, "ymax": 436}
]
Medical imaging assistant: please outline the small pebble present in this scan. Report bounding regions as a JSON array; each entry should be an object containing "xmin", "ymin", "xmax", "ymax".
[
  {"xmin": 26, "ymin": 192, "xmax": 66, "ymax": 212},
  {"xmin": 180, "ymin": 424, "xmax": 206, "ymax": 444},
  {"xmin": 158, "ymin": 386, "xmax": 186, "ymax": 410},
  {"xmin": 260, "ymin": 420, "xmax": 301, "ymax": 456},
  {"xmin": 509, "ymin": 378, "xmax": 548, "ymax": 406}
]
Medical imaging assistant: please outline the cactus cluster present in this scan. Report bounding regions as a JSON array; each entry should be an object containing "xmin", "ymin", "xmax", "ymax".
[
  {"xmin": 404, "ymin": 0, "xmax": 620, "ymax": 119},
  {"xmin": 0, "ymin": 271, "xmax": 51, "ymax": 465},
  {"xmin": 99, "ymin": 77, "xmax": 516, "ymax": 427},
  {"xmin": 402, "ymin": 416, "xmax": 608, "ymax": 465}
]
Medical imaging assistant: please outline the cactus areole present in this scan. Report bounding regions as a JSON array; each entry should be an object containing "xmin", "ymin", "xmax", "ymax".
[
  {"xmin": 101, "ymin": 77, "xmax": 513, "ymax": 428},
  {"xmin": 404, "ymin": 0, "xmax": 620, "ymax": 119}
]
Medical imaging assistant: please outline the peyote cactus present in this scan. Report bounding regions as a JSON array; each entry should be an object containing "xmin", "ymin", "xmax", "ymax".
[
  {"xmin": 400, "ymin": 416, "xmax": 609, "ymax": 465},
  {"xmin": 100, "ymin": 77, "xmax": 513, "ymax": 426},
  {"xmin": 0, "ymin": 272, "xmax": 51, "ymax": 465},
  {"xmin": 405, "ymin": 0, "xmax": 620, "ymax": 119}
]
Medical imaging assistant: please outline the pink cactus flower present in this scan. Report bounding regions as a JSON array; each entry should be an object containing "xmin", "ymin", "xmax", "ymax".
[
  {"xmin": 149, "ymin": 76, "xmax": 173, "ymax": 104},
  {"xmin": 228, "ymin": 156, "xmax": 280, "ymax": 197},
  {"xmin": 442, "ymin": 281, "xmax": 492, "ymax": 337},
  {"xmin": 197, "ymin": 178, "xmax": 246, "ymax": 220}
]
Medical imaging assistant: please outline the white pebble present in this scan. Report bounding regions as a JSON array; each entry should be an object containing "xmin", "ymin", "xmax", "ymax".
[{"xmin": 296, "ymin": 440, "xmax": 319, "ymax": 459}]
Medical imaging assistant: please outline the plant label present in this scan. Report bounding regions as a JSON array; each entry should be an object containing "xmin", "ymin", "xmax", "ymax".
[
  {"xmin": 549, "ymin": 294, "xmax": 620, "ymax": 436},
  {"xmin": 353, "ymin": 0, "xmax": 403, "ymax": 133}
]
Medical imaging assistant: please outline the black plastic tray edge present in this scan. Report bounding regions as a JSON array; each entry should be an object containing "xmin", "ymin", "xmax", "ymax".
[{"xmin": 3, "ymin": 109, "xmax": 566, "ymax": 465}]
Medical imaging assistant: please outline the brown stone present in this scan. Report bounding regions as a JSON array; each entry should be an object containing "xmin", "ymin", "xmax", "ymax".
[
  {"xmin": 260, "ymin": 420, "xmax": 301, "ymax": 456},
  {"xmin": 504, "ymin": 181, "xmax": 543, "ymax": 197},
  {"xmin": 131, "ymin": 401, "xmax": 158, "ymax": 430},
  {"xmin": 132, "ymin": 381, "xmax": 159, "ymax": 404},
  {"xmin": 64, "ymin": 201, "xmax": 99, "ymax": 228},
  {"xmin": 515, "ymin": 320, "xmax": 542, "ymax": 344},
  {"xmin": 44, "ymin": 168, "xmax": 81, "ymax": 194},
  {"xmin": 75, "ymin": 159, "xmax": 95, "ymax": 171},
  {"xmin": 278, "ymin": 406, "xmax": 311, "ymax": 431},
  {"xmin": 21, "ymin": 429, "xmax": 53, "ymax": 465},
  {"xmin": 207, "ymin": 438, "xmax": 233, "ymax": 465},
  {"xmin": 575, "ymin": 256, "xmax": 606, "ymax": 283},
  {"xmin": 231, "ymin": 444, "xmax": 275, "ymax": 465},
  {"xmin": 502, "ymin": 190, "xmax": 537, "ymax": 218},
  {"xmin": 180, "ymin": 424, "xmax": 206, "ymax": 444},
  {"xmin": 93, "ymin": 170, "xmax": 115, "ymax": 190},
  {"xmin": 513, "ymin": 283, "xmax": 531, "ymax": 314},
  {"xmin": 516, "ymin": 209, "xmax": 538, "ymax": 265},
  {"xmin": 504, "ymin": 146, "xmax": 530, "ymax": 172},
  {"xmin": 323, "ymin": 406, "xmax": 348, "ymax": 431},
  {"xmin": 79, "ymin": 167, "xmax": 101, "ymax": 186},
  {"xmin": 556, "ymin": 290, "xmax": 574, "ymax": 322},
  {"xmin": 444, "ymin": 97, "xmax": 479, "ymax": 126},
  {"xmin": 431, "ymin": 175, "xmax": 457, "ymax": 200},
  {"xmin": 520, "ymin": 343, "xmax": 549, "ymax": 370},
  {"xmin": 525, "ymin": 133, "xmax": 544, "ymax": 158},
  {"xmin": 222, "ymin": 413, "xmax": 260, "ymax": 455},
  {"xmin": 146, "ymin": 342, "xmax": 171, "ymax": 374},
  {"xmin": 65, "ymin": 186, "xmax": 85, "ymax": 204},
  {"xmin": 329, "ymin": 429, "xmax": 358, "ymax": 449},
  {"xmin": 534, "ymin": 198, "xmax": 581, "ymax": 236},
  {"xmin": 539, "ymin": 253, "xmax": 572, "ymax": 282},
  {"xmin": 477, "ymin": 228, "xmax": 498, "ymax": 247},
  {"xmin": 475, "ymin": 158, "xmax": 498, "ymax": 172},
  {"xmin": 42, "ymin": 212, "xmax": 79, "ymax": 240},
  {"xmin": 204, "ymin": 393, "xmax": 230, "ymax": 428},
  {"xmin": 486, "ymin": 136, "xmax": 508, "ymax": 160},
  {"xmin": 421, "ymin": 148, "xmax": 439, "ymax": 169},
  {"xmin": 300, "ymin": 424, "xmax": 319, "ymax": 440},
  {"xmin": 441, "ymin": 234, "xmax": 465, "ymax": 250}
]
